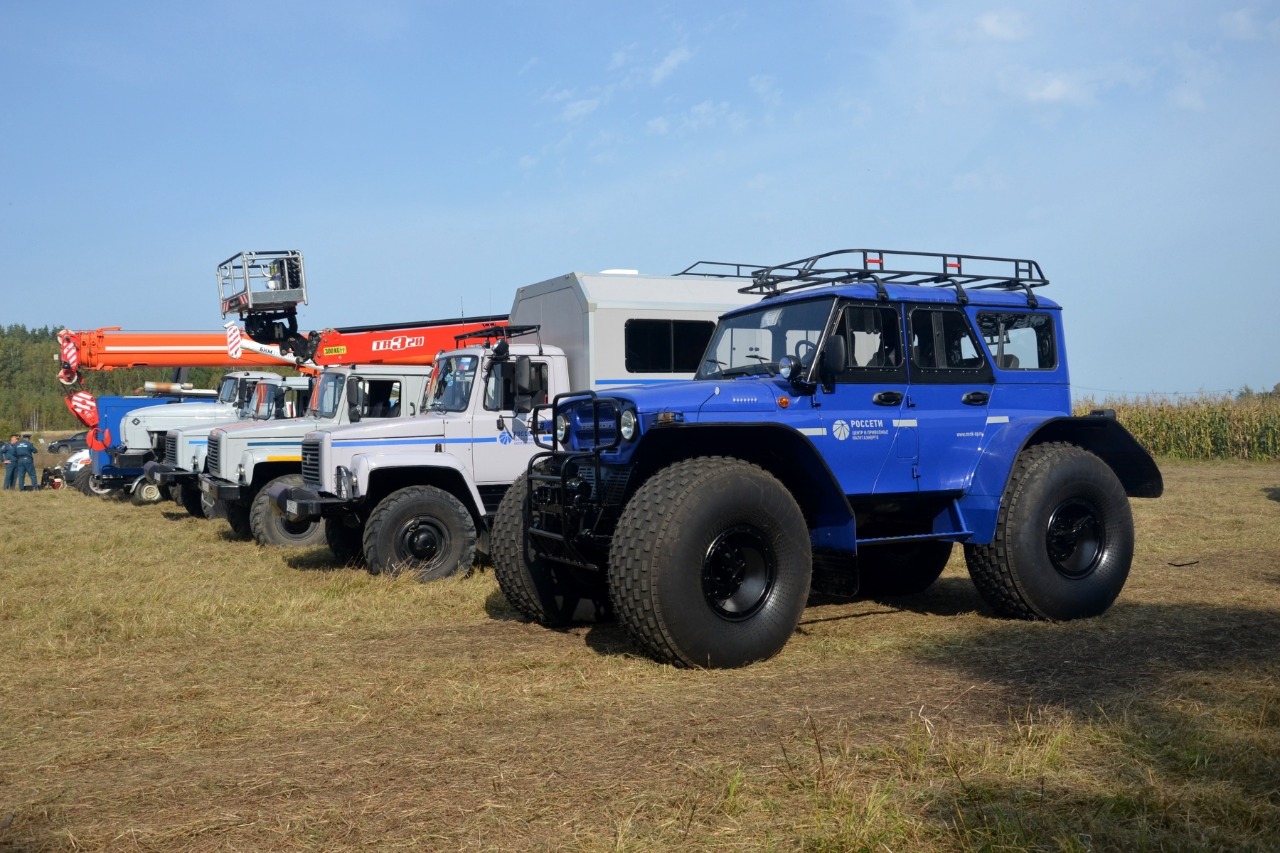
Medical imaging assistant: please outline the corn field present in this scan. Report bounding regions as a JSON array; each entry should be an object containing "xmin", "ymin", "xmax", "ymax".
[{"xmin": 1075, "ymin": 394, "xmax": 1280, "ymax": 460}]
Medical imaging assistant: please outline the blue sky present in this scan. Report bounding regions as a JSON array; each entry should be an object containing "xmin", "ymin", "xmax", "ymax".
[{"xmin": 2, "ymin": 1, "xmax": 1277, "ymax": 397}]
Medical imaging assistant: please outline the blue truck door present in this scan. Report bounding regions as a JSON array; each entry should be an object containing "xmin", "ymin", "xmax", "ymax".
[
  {"xmin": 904, "ymin": 304, "xmax": 994, "ymax": 493},
  {"xmin": 813, "ymin": 303, "xmax": 916, "ymax": 495}
]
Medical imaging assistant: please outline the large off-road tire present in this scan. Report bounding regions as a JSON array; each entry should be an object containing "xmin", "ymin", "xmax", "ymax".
[
  {"xmin": 131, "ymin": 480, "xmax": 164, "ymax": 506},
  {"xmin": 325, "ymin": 517, "xmax": 366, "ymax": 567},
  {"xmin": 224, "ymin": 500, "xmax": 253, "ymax": 540},
  {"xmin": 363, "ymin": 485, "xmax": 476, "ymax": 581},
  {"xmin": 178, "ymin": 483, "xmax": 208, "ymax": 518},
  {"xmin": 491, "ymin": 477, "xmax": 609, "ymax": 625},
  {"xmin": 857, "ymin": 541, "xmax": 953, "ymax": 597},
  {"xmin": 75, "ymin": 467, "xmax": 118, "ymax": 498},
  {"xmin": 608, "ymin": 457, "xmax": 812, "ymax": 669},
  {"xmin": 250, "ymin": 474, "xmax": 327, "ymax": 548},
  {"xmin": 965, "ymin": 442, "xmax": 1134, "ymax": 621}
]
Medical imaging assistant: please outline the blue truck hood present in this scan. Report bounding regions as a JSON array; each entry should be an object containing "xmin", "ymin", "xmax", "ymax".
[{"xmin": 606, "ymin": 376, "xmax": 783, "ymax": 420}]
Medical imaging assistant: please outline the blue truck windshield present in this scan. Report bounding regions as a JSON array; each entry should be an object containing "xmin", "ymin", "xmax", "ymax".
[{"xmin": 695, "ymin": 297, "xmax": 836, "ymax": 380}]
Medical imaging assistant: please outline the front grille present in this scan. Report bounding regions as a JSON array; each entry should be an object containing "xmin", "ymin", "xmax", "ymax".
[
  {"xmin": 164, "ymin": 433, "xmax": 179, "ymax": 466},
  {"xmin": 576, "ymin": 464, "xmax": 631, "ymax": 506},
  {"xmin": 206, "ymin": 434, "xmax": 222, "ymax": 475},
  {"xmin": 301, "ymin": 439, "xmax": 322, "ymax": 487}
]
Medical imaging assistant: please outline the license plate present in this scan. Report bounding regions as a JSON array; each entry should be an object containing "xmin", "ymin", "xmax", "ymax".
[
  {"xmin": 286, "ymin": 499, "xmax": 298, "ymax": 516},
  {"xmin": 199, "ymin": 479, "xmax": 212, "ymax": 494}
]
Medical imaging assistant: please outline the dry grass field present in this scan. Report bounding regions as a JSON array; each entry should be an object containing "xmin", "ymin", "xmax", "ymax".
[{"xmin": 1, "ymin": 460, "xmax": 1277, "ymax": 852}]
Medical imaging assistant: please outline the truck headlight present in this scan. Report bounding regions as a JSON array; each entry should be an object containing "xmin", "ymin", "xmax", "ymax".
[
  {"xmin": 620, "ymin": 409, "xmax": 637, "ymax": 441},
  {"xmin": 555, "ymin": 413, "xmax": 569, "ymax": 443},
  {"xmin": 237, "ymin": 464, "xmax": 246, "ymax": 483},
  {"xmin": 778, "ymin": 355, "xmax": 798, "ymax": 380}
]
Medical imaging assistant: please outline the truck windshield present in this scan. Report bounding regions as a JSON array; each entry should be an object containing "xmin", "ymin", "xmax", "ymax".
[
  {"xmin": 695, "ymin": 297, "xmax": 836, "ymax": 380},
  {"xmin": 426, "ymin": 355, "xmax": 478, "ymax": 412},
  {"xmin": 216, "ymin": 376, "xmax": 241, "ymax": 405},
  {"xmin": 309, "ymin": 372, "xmax": 347, "ymax": 419}
]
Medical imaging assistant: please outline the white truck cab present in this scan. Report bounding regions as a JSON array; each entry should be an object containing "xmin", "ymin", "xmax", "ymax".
[
  {"xmin": 272, "ymin": 269, "xmax": 758, "ymax": 578},
  {"xmin": 197, "ymin": 363, "xmax": 434, "ymax": 546}
]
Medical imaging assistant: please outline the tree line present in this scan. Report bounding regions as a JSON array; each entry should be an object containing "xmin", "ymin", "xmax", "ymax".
[{"xmin": 0, "ymin": 324, "xmax": 242, "ymax": 438}]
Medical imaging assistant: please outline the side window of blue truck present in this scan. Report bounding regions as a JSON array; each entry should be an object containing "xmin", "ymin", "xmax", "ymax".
[
  {"xmin": 828, "ymin": 304, "xmax": 906, "ymax": 382},
  {"xmin": 975, "ymin": 312, "xmax": 1058, "ymax": 370},
  {"xmin": 908, "ymin": 307, "xmax": 993, "ymax": 383}
]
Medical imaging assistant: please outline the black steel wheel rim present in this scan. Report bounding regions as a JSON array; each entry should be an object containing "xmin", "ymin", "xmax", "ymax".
[
  {"xmin": 398, "ymin": 517, "xmax": 447, "ymax": 565},
  {"xmin": 702, "ymin": 524, "xmax": 776, "ymax": 620},
  {"xmin": 1045, "ymin": 498, "xmax": 1104, "ymax": 579}
]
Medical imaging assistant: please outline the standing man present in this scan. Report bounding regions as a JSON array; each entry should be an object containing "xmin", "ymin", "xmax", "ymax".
[
  {"xmin": 2, "ymin": 435, "xmax": 17, "ymax": 489},
  {"xmin": 13, "ymin": 434, "xmax": 38, "ymax": 490}
]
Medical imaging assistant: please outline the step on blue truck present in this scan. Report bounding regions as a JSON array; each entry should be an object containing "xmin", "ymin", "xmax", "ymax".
[{"xmin": 492, "ymin": 249, "xmax": 1164, "ymax": 668}]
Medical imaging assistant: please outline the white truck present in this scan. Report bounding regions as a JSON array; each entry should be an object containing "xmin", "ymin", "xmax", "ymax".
[
  {"xmin": 268, "ymin": 269, "xmax": 758, "ymax": 578},
  {"xmin": 109, "ymin": 370, "xmax": 307, "ymax": 504},
  {"xmin": 143, "ymin": 374, "xmax": 314, "ymax": 517},
  {"xmin": 197, "ymin": 363, "xmax": 437, "ymax": 546}
]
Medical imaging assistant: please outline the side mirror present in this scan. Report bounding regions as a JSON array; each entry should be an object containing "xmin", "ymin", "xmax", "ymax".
[
  {"xmin": 820, "ymin": 336, "xmax": 847, "ymax": 393},
  {"xmin": 513, "ymin": 356, "xmax": 538, "ymax": 414},
  {"xmin": 345, "ymin": 378, "xmax": 365, "ymax": 423}
]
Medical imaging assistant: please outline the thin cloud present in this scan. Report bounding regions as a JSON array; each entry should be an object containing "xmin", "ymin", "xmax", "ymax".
[
  {"xmin": 749, "ymin": 74, "xmax": 782, "ymax": 107},
  {"xmin": 977, "ymin": 11, "xmax": 1030, "ymax": 41},
  {"xmin": 561, "ymin": 98, "xmax": 600, "ymax": 122},
  {"xmin": 651, "ymin": 46, "xmax": 692, "ymax": 85}
]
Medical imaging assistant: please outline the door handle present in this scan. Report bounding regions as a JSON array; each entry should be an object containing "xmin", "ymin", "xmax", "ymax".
[
  {"xmin": 962, "ymin": 391, "xmax": 990, "ymax": 406},
  {"xmin": 872, "ymin": 391, "xmax": 903, "ymax": 406}
]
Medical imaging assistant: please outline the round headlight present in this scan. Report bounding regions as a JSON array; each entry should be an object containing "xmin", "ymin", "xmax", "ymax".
[
  {"xmin": 620, "ymin": 409, "xmax": 637, "ymax": 441},
  {"xmin": 778, "ymin": 355, "xmax": 797, "ymax": 380},
  {"xmin": 555, "ymin": 413, "xmax": 569, "ymax": 443}
]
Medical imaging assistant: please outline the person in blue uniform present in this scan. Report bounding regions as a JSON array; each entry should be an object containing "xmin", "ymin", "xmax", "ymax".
[
  {"xmin": 0, "ymin": 435, "xmax": 14, "ymax": 489},
  {"xmin": 12, "ymin": 433, "xmax": 38, "ymax": 490}
]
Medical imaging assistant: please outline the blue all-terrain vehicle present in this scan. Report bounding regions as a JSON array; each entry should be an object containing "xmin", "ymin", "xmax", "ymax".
[{"xmin": 492, "ymin": 249, "xmax": 1164, "ymax": 668}]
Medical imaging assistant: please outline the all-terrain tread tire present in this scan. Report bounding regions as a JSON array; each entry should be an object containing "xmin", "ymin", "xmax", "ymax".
[
  {"xmin": 363, "ymin": 485, "xmax": 476, "ymax": 581},
  {"xmin": 250, "ymin": 474, "xmax": 327, "ymax": 548},
  {"xmin": 607, "ymin": 457, "xmax": 811, "ymax": 669},
  {"xmin": 491, "ymin": 477, "xmax": 608, "ymax": 625},
  {"xmin": 178, "ymin": 483, "xmax": 208, "ymax": 518},
  {"xmin": 325, "ymin": 517, "xmax": 366, "ymax": 566},
  {"xmin": 965, "ymin": 442, "xmax": 1133, "ymax": 621},
  {"xmin": 224, "ymin": 500, "xmax": 253, "ymax": 540}
]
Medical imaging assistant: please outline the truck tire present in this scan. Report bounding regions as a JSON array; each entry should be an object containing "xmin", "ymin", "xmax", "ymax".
[
  {"xmin": 178, "ymin": 484, "xmax": 208, "ymax": 518},
  {"xmin": 224, "ymin": 500, "xmax": 253, "ymax": 540},
  {"xmin": 325, "ymin": 517, "xmax": 366, "ymax": 566},
  {"xmin": 965, "ymin": 442, "xmax": 1133, "ymax": 621},
  {"xmin": 131, "ymin": 480, "xmax": 164, "ymax": 506},
  {"xmin": 491, "ymin": 477, "xmax": 608, "ymax": 625},
  {"xmin": 76, "ymin": 467, "xmax": 118, "ymax": 498},
  {"xmin": 608, "ymin": 457, "xmax": 811, "ymax": 669},
  {"xmin": 857, "ymin": 541, "xmax": 953, "ymax": 597},
  {"xmin": 363, "ymin": 485, "xmax": 476, "ymax": 581},
  {"xmin": 251, "ymin": 474, "xmax": 327, "ymax": 548}
]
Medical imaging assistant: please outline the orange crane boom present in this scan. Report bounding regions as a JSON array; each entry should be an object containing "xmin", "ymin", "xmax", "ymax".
[{"xmin": 55, "ymin": 325, "xmax": 315, "ymax": 433}]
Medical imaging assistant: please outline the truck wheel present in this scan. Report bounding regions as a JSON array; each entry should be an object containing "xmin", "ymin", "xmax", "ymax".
[
  {"xmin": 608, "ymin": 457, "xmax": 811, "ymax": 668},
  {"xmin": 325, "ymin": 517, "xmax": 366, "ymax": 566},
  {"xmin": 224, "ymin": 500, "xmax": 253, "ymax": 540},
  {"xmin": 251, "ymin": 474, "xmax": 327, "ymax": 548},
  {"xmin": 857, "ymin": 541, "xmax": 953, "ymax": 597},
  {"xmin": 76, "ymin": 467, "xmax": 118, "ymax": 498},
  {"xmin": 178, "ymin": 484, "xmax": 208, "ymax": 518},
  {"xmin": 363, "ymin": 485, "xmax": 476, "ymax": 581},
  {"xmin": 965, "ymin": 442, "xmax": 1133, "ymax": 621},
  {"xmin": 491, "ymin": 477, "xmax": 609, "ymax": 625},
  {"xmin": 131, "ymin": 480, "xmax": 164, "ymax": 506}
]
